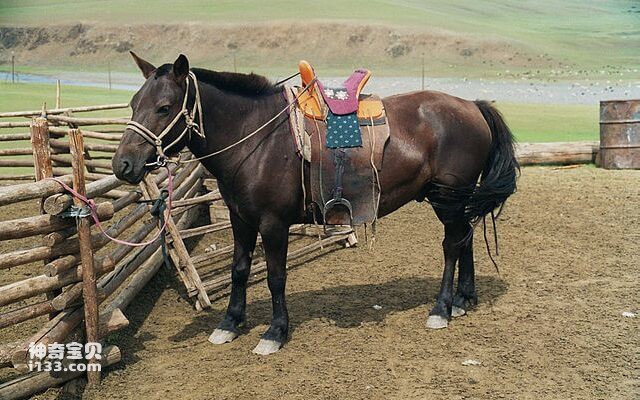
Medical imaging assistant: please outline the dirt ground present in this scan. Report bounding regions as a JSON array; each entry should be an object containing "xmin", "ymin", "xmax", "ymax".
[{"xmin": 4, "ymin": 165, "xmax": 639, "ymax": 399}]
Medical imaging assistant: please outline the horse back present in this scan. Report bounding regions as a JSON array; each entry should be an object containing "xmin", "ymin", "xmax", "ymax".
[{"xmin": 382, "ymin": 90, "xmax": 493, "ymax": 187}]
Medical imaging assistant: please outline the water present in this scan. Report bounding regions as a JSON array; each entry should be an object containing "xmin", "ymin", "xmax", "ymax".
[{"xmin": 0, "ymin": 71, "xmax": 140, "ymax": 91}]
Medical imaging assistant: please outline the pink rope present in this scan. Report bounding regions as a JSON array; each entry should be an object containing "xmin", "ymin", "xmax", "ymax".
[{"xmin": 48, "ymin": 168, "xmax": 173, "ymax": 247}]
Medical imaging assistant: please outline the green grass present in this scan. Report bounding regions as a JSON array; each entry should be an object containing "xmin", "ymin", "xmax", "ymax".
[
  {"xmin": 0, "ymin": 82, "xmax": 131, "ymax": 112},
  {"xmin": 0, "ymin": 82, "xmax": 132, "ymax": 175},
  {"xmin": 496, "ymin": 102, "xmax": 598, "ymax": 142},
  {"xmin": 0, "ymin": 0, "xmax": 637, "ymax": 78}
]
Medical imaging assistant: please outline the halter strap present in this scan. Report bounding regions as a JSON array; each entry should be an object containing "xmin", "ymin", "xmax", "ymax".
[
  {"xmin": 126, "ymin": 71, "xmax": 205, "ymax": 167},
  {"xmin": 126, "ymin": 72, "xmax": 317, "ymax": 167}
]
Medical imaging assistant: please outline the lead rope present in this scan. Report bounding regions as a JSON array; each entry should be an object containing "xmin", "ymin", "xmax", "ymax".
[
  {"xmin": 274, "ymin": 72, "xmax": 301, "ymax": 86},
  {"xmin": 48, "ymin": 165, "xmax": 174, "ymax": 248}
]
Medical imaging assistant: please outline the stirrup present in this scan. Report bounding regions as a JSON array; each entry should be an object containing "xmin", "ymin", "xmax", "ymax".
[{"xmin": 323, "ymin": 196, "xmax": 353, "ymax": 235}]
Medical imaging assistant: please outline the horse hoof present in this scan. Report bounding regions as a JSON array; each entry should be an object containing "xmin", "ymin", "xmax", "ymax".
[
  {"xmin": 208, "ymin": 329, "xmax": 238, "ymax": 345},
  {"xmin": 252, "ymin": 339, "xmax": 282, "ymax": 355},
  {"xmin": 451, "ymin": 306, "xmax": 466, "ymax": 318},
  {"xmin": 426, "ymin": 315, "xmax": 449, "ymax": 329}
]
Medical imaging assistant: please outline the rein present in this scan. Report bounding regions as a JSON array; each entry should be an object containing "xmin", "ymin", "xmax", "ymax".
[
  {"xmin": 126, "ymin": 70, "xmax": 316, "ymax": 167},
  {"xmin": 47, "ymin": 167, "xmax": 174, "ymax": 248}
]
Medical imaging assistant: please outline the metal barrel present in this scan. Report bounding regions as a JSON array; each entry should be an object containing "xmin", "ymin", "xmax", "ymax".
[{"xmin": 599, "ymin": 99, "xmax": 640, "ymax": 169}]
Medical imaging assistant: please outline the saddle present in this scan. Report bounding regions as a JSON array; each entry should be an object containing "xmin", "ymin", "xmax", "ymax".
[
  {"xmin": 285, "ymin": 60, "xmax": 390, "ymax": 228},
  {"xmin": 296, "ymin": 60, "xmax": 385, "ymax": 122}
]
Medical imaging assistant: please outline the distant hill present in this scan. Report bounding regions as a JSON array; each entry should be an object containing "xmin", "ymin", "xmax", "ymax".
[{"xmin": 0, "ymin": 0, "xmax": 637, "ymax": 79}]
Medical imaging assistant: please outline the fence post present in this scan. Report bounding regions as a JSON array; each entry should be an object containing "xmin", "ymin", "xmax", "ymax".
[
  {"xmin": 11, "ymin": 53, "xmax": 15, "ymax": 84},
  {"xmin": 421, "ymin": 53, "xmax": 425, "ymax": 91},
  {"xmin": 56, "ymin": 80, "xmax": 61, "ymax": 109},
  {"xmin": 141, "ymin": 175, "xmax": 212, "ymax": 311},
  {"xmin": 30, "ymin": 115, "xmax": 62, "ymax": 319},
  {"xmin": 30, "ymin": 116, "xmax": 53, "ymax": 202},
  {"xmin": 68, "ymin": 128, "xmax": 101, "ymax": 385}
]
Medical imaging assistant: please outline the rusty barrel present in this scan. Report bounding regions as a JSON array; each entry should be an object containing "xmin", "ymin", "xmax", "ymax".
[{"xmin": 599, "ymin": 99, "xmax": 640, "ymax": 169}]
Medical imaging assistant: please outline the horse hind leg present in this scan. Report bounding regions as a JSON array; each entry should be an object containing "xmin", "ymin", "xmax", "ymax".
[
  {"xmin": 451, "ymin": 231, "xmax": 477, "ymax": 317},
  {"xmin": 426, "ymin": 218, "xmax": 470, "ymax": 329}
]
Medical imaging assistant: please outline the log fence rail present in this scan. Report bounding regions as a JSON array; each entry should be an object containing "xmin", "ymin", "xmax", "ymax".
[{"xmin": 0, "ymin": 102, "xmax": 357, "ymax": 398}]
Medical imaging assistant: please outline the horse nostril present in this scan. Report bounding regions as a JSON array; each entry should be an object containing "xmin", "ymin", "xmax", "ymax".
[{"xmin": 122, "ymin": 160, "xmax": 132, "ymax": 175}]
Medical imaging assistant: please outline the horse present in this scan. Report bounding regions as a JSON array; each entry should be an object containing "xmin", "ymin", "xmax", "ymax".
[{"xmin": 113, "ymin": 52, "xmax": 519, "ymax": 355}]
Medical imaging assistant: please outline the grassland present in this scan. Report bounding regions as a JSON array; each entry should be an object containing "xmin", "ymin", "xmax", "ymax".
[
  {"xmin": 0, "ymin": 0, "xmax": 637, "ymax": 79},
  {"xmin": 496, "ymin": 103, "xmax": 598, "ymax": 142},
  {"xmin": 0, "ymin": 82, "xmax": 131, "ymax": 112},
  {"xmin": 0, "ymin": 82, "xmax": 131, "ymax": 174},
  {"xmin": 0, "ymin": 82, "xmax": 597, "ymax": 144}
]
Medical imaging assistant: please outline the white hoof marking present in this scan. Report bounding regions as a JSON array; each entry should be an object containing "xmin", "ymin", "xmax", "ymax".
[
  {"xmin": 426, "ymin": 315, "xmax": 449, "ymax": 329},
  {"xmin": 451, "ymin": 306, "xmax": 466, "ymax": 318},
  {"xmin": 208, "ymin": 329, "xmax": 238, "ymax": 345},
  {"xmin": 252, "ymin": 339, "xmax": 282, "ymax": 355}
]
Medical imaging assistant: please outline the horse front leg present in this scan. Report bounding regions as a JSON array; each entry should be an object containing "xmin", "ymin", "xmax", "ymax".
[
  {"xmin": 252, "ymin": 219, "xmax": 290, "ymax": 355},
  {"xmin": 209, "ymin": 212, "xmax": 257, "ymax": 344}
]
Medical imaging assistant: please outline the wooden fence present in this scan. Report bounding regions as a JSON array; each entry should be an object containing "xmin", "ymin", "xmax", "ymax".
[{"xmin": 0, "ymin": 104, "xmax": 355, "ymax": 398}]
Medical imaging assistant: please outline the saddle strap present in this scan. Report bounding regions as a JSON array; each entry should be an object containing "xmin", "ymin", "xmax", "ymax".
[{"xmin": 284, "ymin": 86, "xmax": 311, "ymax": 160}]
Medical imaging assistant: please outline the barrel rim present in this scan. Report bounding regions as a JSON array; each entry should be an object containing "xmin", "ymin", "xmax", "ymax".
[{"xmin": 599, "ymin": 99, "xmax": 640, "ymax": 106}]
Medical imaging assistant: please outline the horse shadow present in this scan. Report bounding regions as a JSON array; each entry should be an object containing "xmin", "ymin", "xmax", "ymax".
[{"xmin": 168, "ymin": 274, "xmax": 508, "ymax": 343}]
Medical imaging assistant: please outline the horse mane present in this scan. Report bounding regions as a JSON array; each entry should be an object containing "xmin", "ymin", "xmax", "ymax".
[
  {"xmin": 194, "ymin": 68, "xmax": 282, "ymax": 97},
  {"xmin": 155, "ymin": 64, "xmax": 281, "ymax": 97}
]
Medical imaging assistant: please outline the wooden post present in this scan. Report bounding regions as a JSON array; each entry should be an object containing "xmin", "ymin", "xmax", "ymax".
[
  {"xmin": 30, "ymin": 116, "xmax": 62, "ymax": 319},
  {"xmin": 56, "ymin": 80, "xmax": 61, "ymax": 109},
  {"xmin": 68, "ymin": 128, "xmax": 101, "ymax": 385},
  {"xmin": 31, "ymin": 117, "xmax": 53, "ymax": 210},
  {"xmin": 107, "ymin": 61, "xmax": 112, "ymax": 91},
  {"xmin": 233, "ymin": 51, "xmax": 237, "ymax": 73},
  {"xmin": 141, "ymin": 175, "xmax": 212, "ymax": 310},
  {"xmin": 421, "ymin": 53, "xmax": 425, "ymax": 91}
]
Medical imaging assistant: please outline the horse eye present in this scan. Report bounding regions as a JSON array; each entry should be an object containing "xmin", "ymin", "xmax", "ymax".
[{"xmin": 157, "ymin": 105, "xmax": 170, "ymax": 114}]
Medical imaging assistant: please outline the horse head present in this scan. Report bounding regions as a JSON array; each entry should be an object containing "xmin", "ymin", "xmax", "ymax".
[{"xmin": 113, "ymin": 52, "xmax": 193, "ymax": 183}]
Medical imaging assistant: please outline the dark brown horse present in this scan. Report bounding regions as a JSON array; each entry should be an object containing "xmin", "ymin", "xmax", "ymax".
[{"xmin": 113, "ymin": 53, "xmax": 518, "ymax": 355}]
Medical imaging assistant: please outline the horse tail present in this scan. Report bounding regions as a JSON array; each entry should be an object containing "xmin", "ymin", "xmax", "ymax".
[{"xmin": 465, "ymin": 100, "xmax": 520, "ymax": 224}]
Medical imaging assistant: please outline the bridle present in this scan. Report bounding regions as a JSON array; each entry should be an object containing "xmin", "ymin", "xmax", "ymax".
[
  {"xmin": 95, "ymin": 70, "xmax": 314, "ymax": 249},
  {"xmin": 125, "ymin": 70, "xmax": 316, "ymax": 168},
  {"xmin": 125, "ymin": 71, "xmax": 206, "ymax": 168}
]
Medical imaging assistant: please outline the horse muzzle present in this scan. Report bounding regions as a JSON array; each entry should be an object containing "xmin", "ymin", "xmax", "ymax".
[{"xmin": 112, "ymin": 144, "xmax": 153, "ymax": 184}]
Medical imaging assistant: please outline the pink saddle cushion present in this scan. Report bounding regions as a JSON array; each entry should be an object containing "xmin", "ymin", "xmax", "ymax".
[{"xmin": 317, "ymin": 69, "xmax": 369, "ymax": 115}]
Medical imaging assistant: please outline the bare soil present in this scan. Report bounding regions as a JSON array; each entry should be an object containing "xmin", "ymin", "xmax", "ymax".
[
  {"xmin": 0, "ymin": 22, "xmax": 549, "ymax": 76},
  {"xmin": 3, "ymin": 165, "xmax": 639, "ymax": 399}
]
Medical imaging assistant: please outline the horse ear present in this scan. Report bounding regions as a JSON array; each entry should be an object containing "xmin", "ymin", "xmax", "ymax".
[
  {"xmin": 130, "ymin": 51, "xmax": 156, "ymax": 79},
  {"xmin": 172, "ymin": 54, "xmax": 190, "ymax": 82}
]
